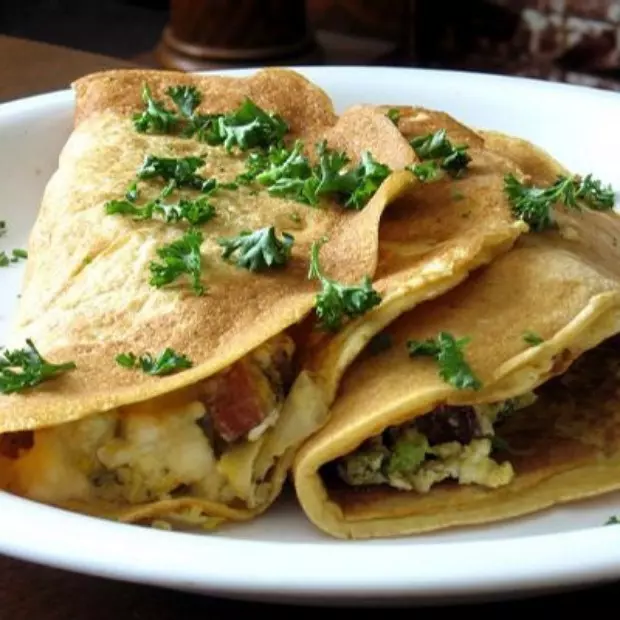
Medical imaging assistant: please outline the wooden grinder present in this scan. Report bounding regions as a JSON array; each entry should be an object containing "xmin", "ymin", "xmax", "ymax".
[{"xmin": 156, "ymin": 0, "xmax": 321, "ymax": 70}]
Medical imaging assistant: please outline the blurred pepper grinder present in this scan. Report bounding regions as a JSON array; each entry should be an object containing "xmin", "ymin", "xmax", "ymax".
[{"xmin": 156, "ymin": 0, "xmax": 322, "ymax": 70}]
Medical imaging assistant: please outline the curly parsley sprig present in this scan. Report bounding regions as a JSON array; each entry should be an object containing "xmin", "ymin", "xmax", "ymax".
[
  {"xmin": 0, "ymin": 248, "xmax": 28, "ymax": 268},
  {"xmin": 106, "ymin": 195, "xmax": 216, "ymax": 226},
  {"xmin": 116, "ymin": 348, "xmax": 192, "ymax": 376},
  {"xmin": 149, "ymin": 228, "xmax": 205, "ymax": 296},
  {"xmin": 136, "ymin": 155, "xmax": 217, "ymax": 193},
  {"xmin": 407, "ymin": 331, "xmax": 482, "ymax": 391},
  {"xmin": 133, "ymin": 84, "xmax": 288, "ymax": 151},
  {"xmin": 133, "ymin": 85, "xmax": 180, "ymax": 134},
  {"xmin": 238, "ymin": 140, "xmax": 391, "ymax": 209},
  {"xmin": 308, "ymin": 237, "xmax": 382, "ymax": 332},
  {"xmin": 504, "ymin": 173, "xmax": 615, "ymax": 232},
  {"xmin": 218, "ymin": 226, "xmax": 294, "ymax": 272},
  {"xmin": 0, "ymin": 339, "xmax": 76, "ymax": 395},
  {"xmin": 410, "ymin": 129, "xmax": 471, "ymax": 178}
]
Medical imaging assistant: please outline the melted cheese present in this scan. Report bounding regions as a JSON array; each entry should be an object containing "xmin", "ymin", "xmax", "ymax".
[
  {"xmin": 1, "ymin": 334, "xmax": 296, "ymax": 509},
  {"xmin": 3, "ymin": 397, "xmax": 234, "ymax": 506}
]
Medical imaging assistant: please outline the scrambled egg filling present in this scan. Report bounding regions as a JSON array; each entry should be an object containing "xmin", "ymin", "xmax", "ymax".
[
  {"xmin": 0, "ymin": 334, "xmax": 295, "ymax": 507},
  {"xmin": 337, "ymin": 393, "xmax": 537, "ymax": 493}
]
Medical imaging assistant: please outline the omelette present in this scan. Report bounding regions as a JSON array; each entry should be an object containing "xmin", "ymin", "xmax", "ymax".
[
  {"xmin": 0, "ymin": 68, "xmax": 419, "ymax": 527},
  {"xmin": 293, "ymin": 132, "xmax": 620, "ymax": 539}
]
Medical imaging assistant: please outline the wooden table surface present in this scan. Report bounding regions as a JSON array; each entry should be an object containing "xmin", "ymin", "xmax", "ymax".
[{"xmin": 1, "ymin": 34, "xmax": 620, "ymax": 616}]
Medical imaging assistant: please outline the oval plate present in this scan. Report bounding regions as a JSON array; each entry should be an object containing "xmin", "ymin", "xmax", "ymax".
[{"xmin": 1, "ymin": 67, "xmax": 620, "ymax": 606}]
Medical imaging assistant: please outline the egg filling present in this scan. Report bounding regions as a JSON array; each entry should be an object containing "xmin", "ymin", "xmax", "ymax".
[
  {"xmin": 335, "ymin": 337, "xmax": 620, "ymax": 495},
  {"xmin": 0, "ymin": 333, "xmax": 295, "ymax": 509},
  {"xmin": 335, "ymin": 395, "xmax": 537, "ymax": 493}
]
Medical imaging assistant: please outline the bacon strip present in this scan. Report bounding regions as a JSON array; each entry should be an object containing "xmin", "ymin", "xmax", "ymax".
[{"xmin": 204, "ymin": 363, "xmax": 270, "ymax": 443}]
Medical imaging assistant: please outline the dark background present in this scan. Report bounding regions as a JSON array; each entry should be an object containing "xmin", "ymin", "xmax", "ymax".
[{"xmin": 1, "ymin": 0, "xmax": 619, "ymax": 90}]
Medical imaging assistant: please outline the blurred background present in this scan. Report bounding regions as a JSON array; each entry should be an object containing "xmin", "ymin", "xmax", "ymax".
[{"xmin": 1, "ymin": 0, "xmax": 619, "ymax": 91}]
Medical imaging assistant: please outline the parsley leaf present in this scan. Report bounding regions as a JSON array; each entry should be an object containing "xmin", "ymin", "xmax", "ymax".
[
  {"xmin": 218, "ymin": 226, "xmax": 294, "ymax": 272},
  {"xmin": 346, "ymin": 151, "xmax": 392, "ymax": 209},
  {"xmin": 386, "ymin": 108, "xmax": 401, "ymax": 125},
  {"xmin": 407, "ymin": 331, "xmax": 482, "ymax": 390},
  {"xmin": 504, "ymin": 174, "xmax": 615, "ymax": 232},
  {"xmin": 0, "ymin": 339, "xmax": 76, "ymax": 394},
  {"xmin": 407, "ymin": 161, "xmax": 442, "ymax": 182},
  {"xmin": 256, "ymin": 141, "xmax": 313, "ymax": 187},
  {"xmin": 0, "ymin": 249, "xmax": 28, "ymax": 267},
  {"xmin": 11, "ymin": 249, "xmax": 27, "ymax": 262},
  {"xmin": 605, "ymin": 516, "xmax": 620, "ymax": 525},
  {"xmin": 115, "ymin": 348, "xmax": 192, "ymax": 376},
  {"xmin": 0, "ymin": 221, "xmax": 6, "ymax": 237},
  {"xmin": 523, "ymin": 331, "xmax": 544, "ymax": 346},
  {"xmin": 125, "ymin": 182, "xmax": 140, "ymax": 203},
  {"xmin": 155, "ymin": 197, "xmax": 216, "ymax": 226},
  {"xmin": 238, "ymin": 140, "xmax": 391, "ymax": 209},
  {"xmin": 137, "ymin": 155, "xmax": 214, "ymax": 192},
  {"xmin": 149, "ymin": 228, "xmax": 205, "ymax": 295},
  {"xmin": 206, "ymin": 98, "xmax": 288, "ymax": 151},
  {"xmin": 410, "ymin": 129, "xmax": 471, "ymax": 177},
  {"xmin": 133, "ymin": 85, "xmax": 179, "ymax": 134},
  {"xmin": 106, "ymin": 195, "xmax": 215, "ymax": 226},
  {"xmin": 308, "ymin": 237, "xmax": 382, "ymax": 332},
  {"xmin": 166, "ymin": 85, "xmax": 202, "ymax": 118},
  {"xmin": 131, "ymin": 84, "xmax": 287, "ymax": 152}
]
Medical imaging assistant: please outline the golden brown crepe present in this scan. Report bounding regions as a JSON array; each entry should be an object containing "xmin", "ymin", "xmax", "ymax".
[
  {"xmin": 293, "ymin": 130, "xmax": 620, "ymax": 539},
  {"xmin": 283, "ymin": 107, "xmax": 527, "ymax": 457},
  {"xmin": 0, "ymin": 68, "xmax": 419, "ymax": 527}
]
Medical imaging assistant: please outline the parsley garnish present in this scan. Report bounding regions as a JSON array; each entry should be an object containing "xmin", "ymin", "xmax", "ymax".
[
  {"xmin": 125, "ymin": 182, "xmax": 140, "ymax": 202},
  {"xmin": 0, "ymin": 221, "xmax": 6, "ymax": 237},
  {"xmin": 0, "ymin": 339, "xmax": 76, "ymax": 394},
  {"xmin": 11, "ymin": 249, "xmax": 27, "ymax": 261},
  {"xmin": 386, "ymin": 108, "xmax": 401, "ymax": 125},
  {"xmin": 0, "ymin": 249, "xmax": 28, "ymax": 267},
  {"xmin": 218, "ymin": 226, "xmax": 294, "ymax": 272},
  {"xmin": 605, "ymin": 516, "xmax": 620, "ymax": 525},
  {"xmin": 308, "ymin": 237, "xmax": 382, "ymax": 332},
  {"xmin": 149, "ymin": 228, "xmax": 205, "ymax": 295},
  {"xmin": 206, "ymin": 98, "xmax": 288, "ymax": 152},
  {"xmin": 116, "ymin": 348, "xmax": 192, "ymax": 376},
  {"xmin": 407, "ymin": 161, "xmax": 441, "ymax": 182},
  {"xmin": 166, "ymin": 85, "xmax": 202, "ymax": 118},
  {"xmin": 106, "ymin": 195, "xmax": 215, "ymax": 226},
  {"xmin": 238, "ymin": 140, "xmax": 391, "ymax": 209},
  {"xmin": 137, "ymin": 155, "xmax": 216, "ymax": 193},
  {"xmin": 410, "ymin": 129, "xmax": 471, "ymax": 177},
  {"xmin": 132, "ymin": 84, "xmax": 288, "ymax": 151},
  {"xmin": 407, "ymin": 331, "xmax": 482, "ymax": 390},
  {"xmin": 254, "ymin": 141, "xmax": 314, "ymax": 197},
  {"xmin": 133, "ymin": 85, "xmax": 179, "ymax": 134},
  {"xmin": 504, "ymin": 174, "xmax": 615, "ymax": 232},
  {"xmin": 523, "ymin": 331, "xmax": 544, "ymax": 346}
]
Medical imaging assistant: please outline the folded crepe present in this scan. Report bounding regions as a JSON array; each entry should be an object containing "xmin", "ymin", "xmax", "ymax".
[
  {"xmin": 293, "ymin": 135, "xmax": 620, "ymax": 539},
  {"xmin": 0, "ymin": 68, "xmax": 421, "ymax": 527},
  {"xmin": 284, "ymin": 106, "xmax": 527, "ymax": 448}
]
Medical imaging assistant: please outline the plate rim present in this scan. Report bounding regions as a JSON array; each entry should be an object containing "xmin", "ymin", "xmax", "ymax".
[{"xmin": 1, "ymin": 64, "xmax": 620, "ymax": 603}]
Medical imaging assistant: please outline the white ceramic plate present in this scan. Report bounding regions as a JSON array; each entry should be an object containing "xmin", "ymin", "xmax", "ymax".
[{"xmin": 2, "ymin": 66, "xmax": 620, "ymax": 606}]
